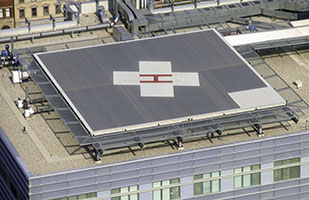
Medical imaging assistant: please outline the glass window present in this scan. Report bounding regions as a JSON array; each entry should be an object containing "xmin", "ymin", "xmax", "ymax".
[
  {"xmin": 194, "ymin": 171, "xmax": 221, "ymax": 196},
  {"xmin": 32, "ymin": 7, "xmax": 37, "ymax": 17},
  {"xmin": 77, "ymin": 194, "xmax": 87, "ymax": 199},
  {"xmin": 19, "ymin": 9, "xmax": 25, "ymax": 19},
  {"xmin": 86, "ymin": 192, "xmax": 97, "ymax": 198},
  {"xmin": 0, "ymin": 9, "xmax": 3, "ymax": 18},
  {"xmin": 112, "ymin": 185, "xmax": 139, "ymax": 200},
  {"xmin": 153, "ymin": 178, "xmax": 180, "ymax": 200},
  {"xmin": 5, "ymin": 8, "xmax": 10, "ymax": 17},
  {"xmin": 19, "ymin": 0, "xmax": 24, "ymax": 3},
  {"xmin": 51, "ymin": 192, "xmax": 97, "ymax": 200},
  {"xmin": 55, "ymin": 4, "xmax": 61, "ymax": 14},
  {"xmin": 234, "ymin": 164, "xmax": 261, "ymax": 189},
  {"xmin": 251, "ymin": 172, "xmax": 260, "ymax": 186},
  {"xmin": 274, "ymin": 158, "xmax": 300, "ymax": 182},
  {"xmin": 43, "ymin": 6, "xmax": 49, "ymax": 16},
  {"xmin": 68, "ymin": 196, "xmax": 77, "ymax": 200}
]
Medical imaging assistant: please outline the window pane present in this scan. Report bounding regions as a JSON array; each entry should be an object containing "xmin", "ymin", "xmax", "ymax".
[
  {"xmin": 170, "ymin": 178, "xmax": 179, "ymax": 184},
  {"xmin": 235, "ymin": 168, "xmax": 242, "ymax": 174},
  {"xmin": 153, "ymin": 190, "xmax": 161, "ymax": 200},
  {"xmin": 162, "ymin": 188, "xmax": 169, "ymax": 200},
  {"xmin": 212, "ymin": 180, "xmax": 220, "ymax": 193},
  {"xmin": 291, "ymin": 166, "xmax": 300, "ymax": 179},
  {"xmin": 291, "ymin": 158, "xmax": 300, "ymax": 164},
  {"xmin": 283, "ymin": 159, "xmax": 291, "ymax": 165},
  {"xmin": 112, "ymin": 188, "xmax": 121, "ymax": 194},
  {"xmin": 121, "ymin": 187, "xmax": 129, "ymax": 193},
  {"xmin": 120, "ymin": 196, "xmax": 128, "ymax": 200},
  {"xmin": 234, "ymin": 176, "xmax": 242, "ymax": 188},
  {"xmin": 86, "ymin": 192, "xmax": 96, "ymax": 198},
  {"xmin": 194, "ymin": 174, "xmax": 202, "ymax": 180},
  {"xmin": 43, "ymin": 6, "xmax": 49, "ymax": 16},
  {"xmin": 243, "ymin": 166, "xmax": 251, "ymax": 173},
  {"xmin": 0, "ymin": 10, "xmax": 3, "ymax": 18},
  {"xmin": 212, "ymin": 172, "xmax": 220, "ymax": 178},
  {"xmin": 78, "ymin": 194, "xmax": 87, "ymax": 199},
  {"xmin": 153, "ymin": 181, "xmax": 161, "ymax": 188},
  {"xmin": 162, "ymin": 180, "xmax": 169, "ymax": 186},
  {"xmin": 251, "ymin": 164, "xmax": 260, "ymax": 171},
  {"xmin": 274, "ymin": 161, "xmax": 282, "ymax": 166},
  {"xmin": 170, "ymin": 186, "xmax": 180, "ymax": 200},
  {"xmin": 283, "ymin": 167, "xmax": 291, "ymax": 180},
  {"xmin": 251, "ymin": 172, "xmax": 260, "ymax": 186},
  {"xmin": 56, "ymin": 5, "xmax": 61, "ymax": 14},
  {"xmin": 111, "ymin": 197, "xmax": 120, "ymax": 200},
  {"xmin": 203, "ymin": 181, "xmax": 211, "ymax": 194},
  {"xmin": 130, "ymin": 194, "xmax": 138, "ymax": 200},
  {"xmin": 194, "ymin": 183, "xmax": 203, "ymax": 195},
  {"xmin": 6, "ymin": 8, "xmax": 10, "ymax": 17},
  {"xmin": 32, "ymin": 8, "xmax": 37, "ymax": 17},
  {"xmin": 274, "ymin": 169, "xmax": 282, "ymax": 182},
  {"xmin": 130, "ymin": 185, "xmax": 138, "ymax": 192},
  {"xmin": 203, "ymin": 173, "xmax": 210, "ymax": 179},
  {"xmin": 19, "ymin": 9, "xmax": 25, "ymax": 19},
  {"xmin": 243, "ymin": 174, "xmax": 251, "ymax": 188},
  {"xmin": 68, "ymin": 196, "xmax": 77, "ymax": 200}
]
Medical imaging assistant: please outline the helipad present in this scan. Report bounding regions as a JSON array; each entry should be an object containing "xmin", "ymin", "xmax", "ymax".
[{"xmin": 34, "ymin": 29, "xmax": 285, "ymax": 136}]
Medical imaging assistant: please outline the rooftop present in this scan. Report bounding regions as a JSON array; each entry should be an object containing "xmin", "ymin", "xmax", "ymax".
[{"xmin": 0, "ymin": 18, "xmax": 308, "ymax": 176}]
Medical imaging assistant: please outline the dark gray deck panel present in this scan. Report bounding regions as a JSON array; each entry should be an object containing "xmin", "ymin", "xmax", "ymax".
[{"xmin": 36, "ymin": 30, "xmax": 270, "ymax": 134}]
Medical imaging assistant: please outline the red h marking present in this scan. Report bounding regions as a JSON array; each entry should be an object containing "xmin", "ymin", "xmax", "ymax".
[{"xmin": 140, "ymin": 74, "xmax": 173, "ymax": 83}]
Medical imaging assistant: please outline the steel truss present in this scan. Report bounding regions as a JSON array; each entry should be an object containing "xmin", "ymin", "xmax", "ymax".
[{"xmin": 26, "ymin": 53, "xmax": 300, "ymax": 161}]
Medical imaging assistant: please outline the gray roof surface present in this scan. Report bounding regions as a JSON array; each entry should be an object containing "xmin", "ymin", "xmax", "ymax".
[{"xmin": 35, "ymin": 30, "xmax": 279, "ymax": 135}]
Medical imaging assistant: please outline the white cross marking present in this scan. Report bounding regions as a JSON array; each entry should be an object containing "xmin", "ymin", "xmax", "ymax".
[{"xmin": 113, "ymin": 61, "xmax": 200, "ymax": 97}]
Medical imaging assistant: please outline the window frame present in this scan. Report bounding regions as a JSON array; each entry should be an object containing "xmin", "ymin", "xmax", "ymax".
[
  {"xmin": 274, "ymin": 158, "xmax": 300, "ymax": 182},
  {"xmin": 193, "ymin": 171, "xmax": 221, "ymax": 196},
  {"xmin": 111, "ymin": 185, "xmax": 139, "ymax": 200},
  {"xmin": 19, "ymin": 9, "xmax": 25, "ymax": 19},
  {"xmin": 43, "ymin": 5, "xmax": 49, "ymax": 16},
  {"xmin": 5, "ymin": 8, "xmax": 10, "ymax": 18},
  {"xmin": 55, "ymin": 4, "xmax": 62, "ymax": 14},
  {"xmin": 234, "ymin": 164, "xmax": 261, "ymax": 189},
  {"xmin": 31, "ymin": 7, "xmax": 37, "ymax": 17},
  {"xmin": 153, "ymin": 178, "xmax": 180, "ymax": 200}
]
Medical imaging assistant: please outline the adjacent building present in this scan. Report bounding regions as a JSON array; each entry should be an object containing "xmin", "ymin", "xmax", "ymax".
[
  {"xmin": 13, "ymin": 0, "xmax": 64, "ymax": 27},
  {"xmin": 0, "ymin": 0, "xmax": 14, "ymax": 29}
]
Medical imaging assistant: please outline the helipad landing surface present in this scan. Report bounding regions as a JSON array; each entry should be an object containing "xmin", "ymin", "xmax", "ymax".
[{"xmin": 34, "ymin": 30, "xmax": 285, "ymax": 135}]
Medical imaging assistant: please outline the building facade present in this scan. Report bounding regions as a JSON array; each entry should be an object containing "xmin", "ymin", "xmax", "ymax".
[
  {"xmin": 13, "ymin": 0, "xmax": 65, "ymax": 27},
  {"xmin": 0, "ymin": 0, "xmax": 14, "ymax": 29},
  {"xmin": 1, "ymin": 125, "xmax": 309, "ymax": 200}
]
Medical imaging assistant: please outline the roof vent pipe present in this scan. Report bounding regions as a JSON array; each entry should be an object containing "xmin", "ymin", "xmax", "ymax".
[{"xmin": 109, "ymin": 12, "xmax": 120, "ymax": 27}]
